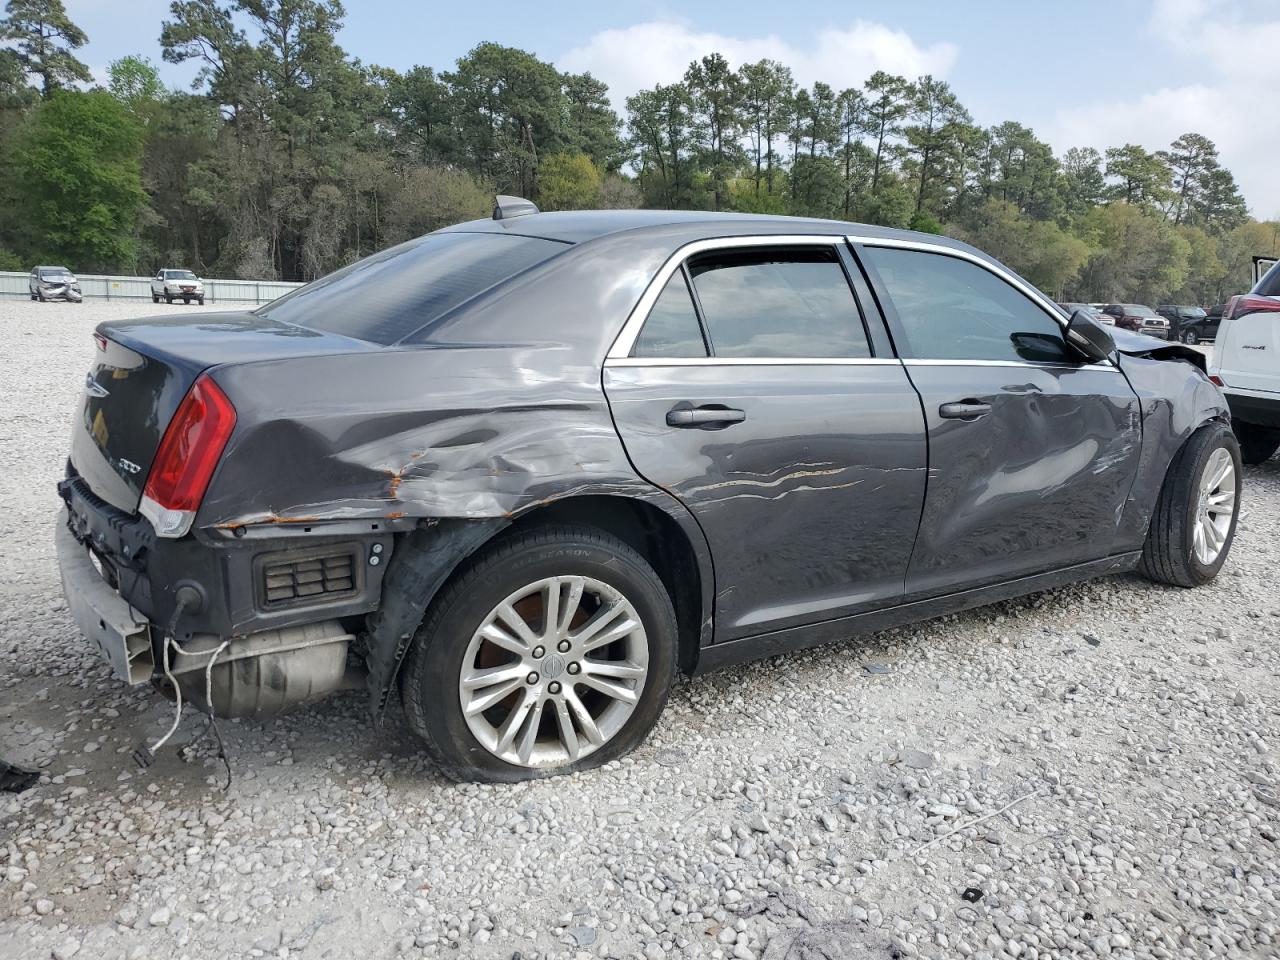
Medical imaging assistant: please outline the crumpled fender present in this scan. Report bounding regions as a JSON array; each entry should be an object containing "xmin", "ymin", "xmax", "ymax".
[{"xmin": 1112, "ymin": 348, "xmax": 1229, "ymax": 550}]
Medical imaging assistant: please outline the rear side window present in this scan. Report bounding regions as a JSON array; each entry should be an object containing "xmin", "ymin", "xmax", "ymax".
[
  {"xmin": 686, "ymin": 247, "xmax": 871, "ymax": 358},
  {"xmin": 863, "ymin": 247, "xmax": 1069, "ymax": 363},
  {"xmin": 257, "ymin": 232, "xmax": 565, "ymax": 345},
  {"xmin": 632, "ymin": 272, "xmax": 708, "ymax": 358}
]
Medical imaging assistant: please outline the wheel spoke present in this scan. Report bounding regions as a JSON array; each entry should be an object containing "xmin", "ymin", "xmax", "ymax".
[
  {"xmin": 570, "ymin": 602, "xmax": 627, "ymax": 647},
  {"xmin": 576, "ymin": 673, "xmax": 639, "ymax": 705},
  {"xmin": 494, "ymin": 689, "xmax": 536, "ymax": 754},
  {"xmin": 563, "ymin": 687, "xmax": 604, "ymax": 745},
  {"xmin": 1209, "ymin": 452, "xmax": 1232, "ymax": 491},
  {"xmin": 557, "ymin": 578, "xmax": 585, "ymax": 635},
  {"xmin": 553, "ymin": 698, "xmax": 580, "ymax": 761},
  {"xmin": 464, "ymin": 676, "xmax": 525, "ymax": 715},
  {"xmin": 460, "ymin": 662, "xmax": 526, "ymax": 692},
  {"xmin": 1193, "ymin": 521, "xmax": 1207, "ymax": 561},
  {"xmin": 582, "ymin": 659, "xmax": 646, "ymax": 681},
  {"xmin": 542, "ymin": 581, "xmax": 560, "ymax": 641},
  {"xmin": 494, "ymin": 602, "xmax": 539, "ymax": 648},
  {"xmin": 515, "ymin": 699, "xmax": 545, "ymax": 765},
  {"xmin": 479, "ymin": 623, "xmax": 531, "ymax": 656},
  {"xmin": 1208, "ymin": 489, "xmax": 1234, "ymax": 509}
]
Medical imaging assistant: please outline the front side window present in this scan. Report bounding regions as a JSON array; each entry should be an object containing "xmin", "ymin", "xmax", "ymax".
[
  {"xmin": 685, "ymin": 247, "xmax": 871, "ymax": 359},
  {"xmin": 863, "ymin": 247, "xmax": 1071, "ymax": 363},
  {"xmin": 632, "ymin": 272, "xmax": 708, "ymax": 358}
]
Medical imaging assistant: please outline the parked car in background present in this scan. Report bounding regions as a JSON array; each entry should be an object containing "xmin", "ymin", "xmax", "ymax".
[
  {"xmin": 1177, "ymin": 305, "xmax": 1224, "ymax": 345},
  {"xmin": 1060, "ymin": 302, "xmax": 1114, "ymax": 325},
  {"xmin": 56, "ymin": 204, "xmax": 1240, "ymax": 782},
  {"xmin": 151, "ymin": 268, "xmax": 205, "ymax": 305},
  {"xmin": 1210, "ymin": 261, "xmax": 1280, "ymax": 463},
  {"xmin": 28, "ymin": 265, "xmax": 82, "ymax": 302},
  {"xmin": 1100, "ymin": 303, "xmax": 1171, "ymax": 339},
  {"xmin": 1157, "ymin": 304, "xmax": 1207, "ymax": 342}
]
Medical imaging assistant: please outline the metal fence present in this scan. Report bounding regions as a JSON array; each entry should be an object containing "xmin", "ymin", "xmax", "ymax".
[{"xmin": 0, "ymin": 271, "xmax": 302, "ymax": 305}]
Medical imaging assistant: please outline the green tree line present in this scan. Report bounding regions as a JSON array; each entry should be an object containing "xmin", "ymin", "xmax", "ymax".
[{"xmin": 1, "ymin": 0, "xmax": 1277, "ymax": 304}]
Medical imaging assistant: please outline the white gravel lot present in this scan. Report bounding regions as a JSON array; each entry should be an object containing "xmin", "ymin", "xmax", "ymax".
[{"xmin": 1, "ymin": 298, "xmax": 1278, "ymax": 960}]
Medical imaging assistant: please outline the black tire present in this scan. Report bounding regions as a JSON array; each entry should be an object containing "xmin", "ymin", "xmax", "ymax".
[
  {"xmin": 165, "ymin": 294, "xmax": 173, "ymax": 304},
  {"xmin": 197, "ymin": 297, "xmax": 204, "ymax": 306},
  {"xmin": 1139, "ymin": 422, "xmax": 1241, "ymax": 588},
  {"xmin": 183, "ymin": 296, "xmax": 191, "ymax": 304},
  {"xmin": 152, "ymin": 294, "xmax": 160, "ymax": 303},
  {"xmin": 401, "ymin": 524, "xmax": 678, "ymax": 782},
  {"xmin": 1234, "ymin": 422, "xmax": 1280, "ymax": 465},
  {"xmin": 1182, "ymin": 330, "xmax": 1199, "ymax": 345},
  {"xmin": 29, "ymin": 293, "xmax": 36, "ymax": 301}
]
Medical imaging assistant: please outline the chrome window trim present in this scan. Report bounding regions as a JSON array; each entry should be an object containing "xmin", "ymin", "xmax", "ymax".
[
  {"xmin": 605, "ymin": 356, "xmax": 901, "ymax": 368},
  {"xmin": 606, "ymin": 234, "xmax": 855, "ymax": 360},
  {"xmin": 904, "ymin": 358, "xmax": 1123, "ymax": 373}
]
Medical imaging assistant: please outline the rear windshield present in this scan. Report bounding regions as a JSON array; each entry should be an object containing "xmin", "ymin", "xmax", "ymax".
[
  {"xmin": 1259, "ymin": 261, "xmax": 1280, "ymax": 297},
  {"xmin": 258, "ymin": 232, "xmax": 565, "ymax": 344}
]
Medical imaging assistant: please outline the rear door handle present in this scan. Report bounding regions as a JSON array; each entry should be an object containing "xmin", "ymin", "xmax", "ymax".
[
  {"xmin": 939, "ymin": 400, "xmax": 992, "ymax": 420},
  {"xmin": 666, "ymin": 406, "xmax": 747, "ymax": 428}
]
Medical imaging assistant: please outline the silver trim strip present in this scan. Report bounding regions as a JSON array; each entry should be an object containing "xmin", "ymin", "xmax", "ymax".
[
  {"xmin": 605, "ymin": 356, "xmax": 899, "ymax": 368},
  {"xmin": 903, "ymin": 358, "xmax": 1123, "ymax": 373},
  {"xmin": 606, "ymin": 234, "xmax": 848, "ymax": 360}
]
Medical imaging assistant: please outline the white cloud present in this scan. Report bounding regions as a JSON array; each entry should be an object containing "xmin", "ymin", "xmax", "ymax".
[
  {"xmin": 558, "ymin": 19, "xmax": 957, "ymax": 110},
  {"xmin": 1048, "ymin": 1, "xmax": 1280, "ymax": 218}
]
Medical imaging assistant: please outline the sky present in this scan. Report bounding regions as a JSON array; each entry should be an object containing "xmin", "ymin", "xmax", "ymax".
[{"xmin": 61, "ymin": 0, "xmax": 1280, "ymax": 217}]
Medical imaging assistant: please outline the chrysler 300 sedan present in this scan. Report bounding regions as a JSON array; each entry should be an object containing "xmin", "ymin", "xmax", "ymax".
[{"xmin": 56, "ymin": 202, "xmax": 1240, "ymax": 781}]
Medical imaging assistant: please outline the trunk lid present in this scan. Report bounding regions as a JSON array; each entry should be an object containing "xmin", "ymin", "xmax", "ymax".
[{"xmin": 70, "ymin": 310, "xmax": 377, "ymax": 513}]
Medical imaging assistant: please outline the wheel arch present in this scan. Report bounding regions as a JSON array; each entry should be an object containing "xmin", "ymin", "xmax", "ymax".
[{"xmin": 363, "ymin": 489, "xmax": 715, "ymax": 724}]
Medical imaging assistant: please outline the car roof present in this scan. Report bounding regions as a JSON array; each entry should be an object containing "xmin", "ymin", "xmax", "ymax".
[
  {"xmin": 439, "ymin": 208, "xmax": 976, "ymax": 253},
  {"xmin": 36, "ymin": 265, "xmax": 70, "ymax": 270}
]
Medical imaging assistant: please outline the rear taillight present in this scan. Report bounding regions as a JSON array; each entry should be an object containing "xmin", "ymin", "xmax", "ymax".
[
  {"xmin": 93, "ymin": 332, "xmax": 108, "ymax": 351},
  {"xmin": 1226, "ymin": 294, "xmax": 1280, "ymax": 320},
  {"xmin": 1209, "ymin": 375, "xmax": 1224, "ymax": 387},
  {"xmin": 139, "ymin": 374, "xmax": 236, "ymax": 538}
]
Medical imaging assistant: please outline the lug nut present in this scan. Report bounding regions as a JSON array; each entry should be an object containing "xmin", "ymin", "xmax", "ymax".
[
  {"xmin": 548, "ymin": 681, "xmax": 562, "ymax": 694},
  {"xmin": 567, "ymin": 662, "xmax": 581, "ymax": 675},
  {"xmin": 557, "ymin": 639, "xmax": 571, "ymax": 653},
  {"xmin": 526, "ymin": 672, "xmax": 539, "ymax": 685},
  {"xmin": 532, "ymin": 645, "xmax": 545, "ymax": 659}
]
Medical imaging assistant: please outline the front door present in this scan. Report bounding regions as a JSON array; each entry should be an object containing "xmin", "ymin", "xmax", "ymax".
[
  {"xmin": 857, "ymin": 243, "xmax": 1143, "ymax": 599},
  {"xmin": 604, "ymin": 239, "xmax": 928, "ymax": 642}
]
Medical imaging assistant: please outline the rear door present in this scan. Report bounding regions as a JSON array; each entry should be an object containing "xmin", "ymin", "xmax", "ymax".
[
  {"xmin": 603, "ymin": 237, "xmax": 927, "ymax": 643},
  {"xmin": 855, "ymin": 241, "xmax": 1143, "ymax": 599}
]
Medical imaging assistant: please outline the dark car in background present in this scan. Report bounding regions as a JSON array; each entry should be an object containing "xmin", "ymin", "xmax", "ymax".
[
  {"xmin": 1101, "ymin": 303, "xmax": 1171, "ymax": 339},
  {"xmin": 55, "ymin": 204, "xmax": 1240, "ymax": 782},
  {"xmin": 1172, "ymin": 304, "xmax": 1224, "ymax": 345},
  {"xmin": 1157, "ymin": 305, "xmax": 1206, "ymax": 343},
  {"xmin": 28, "ymin": 265, "xmax": 82, "ymax": 302}
]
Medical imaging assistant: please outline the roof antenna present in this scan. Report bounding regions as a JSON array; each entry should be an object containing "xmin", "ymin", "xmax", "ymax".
[{"xmin": 493, "ymin": 195, "xmax": 539, "ymax": 220}]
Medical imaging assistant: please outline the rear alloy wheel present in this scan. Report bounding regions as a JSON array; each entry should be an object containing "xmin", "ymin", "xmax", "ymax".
[
  {"xmin": 402, "ymin": 525, "xmax": 677, "ymax": 782},
  {"xmin": 1140, "ymin": 423, "xmax": 1241, "ymax": 587},
  {"xmin": 1182, "ymin": 330, "xmax": 1199, "ymax": 345},
  {"xmin": 1234, "ymin": 422, "xmax": 1280, "ymax": 465}
]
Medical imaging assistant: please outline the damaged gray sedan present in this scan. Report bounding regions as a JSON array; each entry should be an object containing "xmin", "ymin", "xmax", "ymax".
[{"xmin": 56, "ymin": 202, "xmax": 1240, "ymax": 781}]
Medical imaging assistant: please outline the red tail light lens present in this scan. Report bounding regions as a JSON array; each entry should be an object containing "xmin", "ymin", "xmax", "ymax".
[
  {"xmin": 1209, "ymin": 375, "xmax": 1224, "ymax": 387},
  {"xmin": 140, "ymin": 374, "xmax": 236, "ymax": 537},
  {"xmin": 1226, "ymin": 294, "xmax": 1280, "ymax": 320}
]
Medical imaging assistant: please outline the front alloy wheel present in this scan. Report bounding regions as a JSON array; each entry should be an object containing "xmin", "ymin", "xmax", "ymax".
[
  {"xmin": 1140, "ymin": 423, "xmax": 1241, "ymax": 587},
  {"xmin": 402, "ymin": 525, "xmax": 678, "ymax": 782}
]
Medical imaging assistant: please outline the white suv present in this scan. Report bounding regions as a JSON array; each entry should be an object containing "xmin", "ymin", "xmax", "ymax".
[
  {"xmin": 1209, "ymin": 260, "xmax": 1280, "ymax": 463},
  {"xmin": 151, "ymin": 268, "xmax": 205, "ymax": 305}
]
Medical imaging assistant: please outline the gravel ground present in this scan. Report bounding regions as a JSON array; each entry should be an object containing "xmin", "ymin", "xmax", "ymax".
[{"xmin": 1, "ymin": 298, "xmax": 1278, "ymax": 960}]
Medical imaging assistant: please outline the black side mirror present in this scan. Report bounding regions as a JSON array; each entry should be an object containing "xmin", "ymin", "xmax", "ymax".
[{"xmin": 1064, "ymin": 309, "xmax": 1115, "ymax": 363}]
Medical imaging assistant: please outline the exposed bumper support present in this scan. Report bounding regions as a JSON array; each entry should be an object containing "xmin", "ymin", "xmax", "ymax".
[{"xmin": 55, "ymin": 512, "xmax": 153, "ymax": 684}]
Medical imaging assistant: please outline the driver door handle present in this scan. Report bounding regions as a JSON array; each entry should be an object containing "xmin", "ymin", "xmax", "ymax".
[
  {"xmin": 666, "ymin": 406, "xmax": 747, "ymax": 427},
  {"xmin": 939, "ymin": 400, "xmax": 992, "ymax": 420}
]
